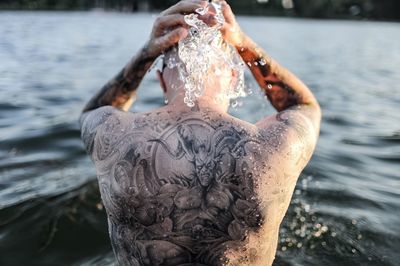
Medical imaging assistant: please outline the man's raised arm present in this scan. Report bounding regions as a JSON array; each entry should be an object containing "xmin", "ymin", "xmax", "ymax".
[
  {"xmin": 219, "ymin": 1, "xmax": 320, "ymax": 135},
  {"xmin": 82, "ymin": 0, "xmax": 208, "ymax": 113},
  {"xmin": 238, "ymin": 37, "xmax": 320, "ymax": 129},
  {"xmin": 79, "ymin": 0, "xmax": 208, "ymax": 155},
  {"xmin": 82, "ymin": 48, "xmax": 156, "ymax": 113}
]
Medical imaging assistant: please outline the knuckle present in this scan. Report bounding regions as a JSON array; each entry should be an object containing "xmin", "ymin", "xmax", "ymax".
[
  {"xmin": 176, "ymin": 16, "xmax": 185, "ymax": 24},
  {"xmin": 168, "ymin": 32, "xmax": 179, "ymax": 42},
  {"xmin": 167, "ymin": 33, "xmax": 176, "ymax": 41},
  {"xmin": 155, "ymin": 16, "xmax": 163, "ymax": 23},
  {"xmin": 160, "ymin": 8, "xmax": 168, "ymax": 16},
  {"xmin": 178, "ymin": 1, "xmax": 190, "ymax": 8}
]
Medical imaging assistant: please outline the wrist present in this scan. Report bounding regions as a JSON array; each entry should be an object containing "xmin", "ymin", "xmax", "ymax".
[
  {"xmin": 141, "ymin": 42, "xmax": 159, "ymax": 61},
  {"xmin": 231, "ymin": 30, "xmax": 247, "ymax": 50},
  {"xmin": 236, "ymin": 37, "xmax": 271, "ymax": 67},
  {"xmin": 124, "ymin": 45, "xmax": 157, "ymax": 80},
  {"xmin": 236, "ymin": 35, "xmax": 256, "ymax": 54}
]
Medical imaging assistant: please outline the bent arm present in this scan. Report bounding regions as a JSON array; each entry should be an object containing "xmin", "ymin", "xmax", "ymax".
[
  {"xmin": 237, "ymin": 36, "xmax": 321, "ymax": 134},
  {"xmin": 79, "ymin": 1, "xmax": 207, "ymax": 155},
  {"xmin": 235, "ymin": 37, "xmax": 321, "ymax": 173},
  {"xmin": 81, "ymin": 1, "xmax": 207, "ymax": 114},
  {"xmin": 218, "ymin": 0, "xmax": 320, "ymax": 132},
  {"xmin": 82, "ymin": 47, "xmax": 156, "ymax": 113}
]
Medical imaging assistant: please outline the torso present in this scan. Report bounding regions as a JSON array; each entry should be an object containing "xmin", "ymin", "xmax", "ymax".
[{"xmin": 91, "ymin": 106, "xmax": 299, "ymax": 266}]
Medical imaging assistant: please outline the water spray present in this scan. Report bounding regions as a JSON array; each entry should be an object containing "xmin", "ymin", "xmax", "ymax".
[{"xmin": 165, "ymin": 0, "xmax": 246, "ymax": 108}]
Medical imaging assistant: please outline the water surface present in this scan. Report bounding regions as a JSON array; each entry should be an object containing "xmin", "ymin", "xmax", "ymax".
[{"xmin": 0, "ymin": 11, "xmax": 399, "ymax": 266}]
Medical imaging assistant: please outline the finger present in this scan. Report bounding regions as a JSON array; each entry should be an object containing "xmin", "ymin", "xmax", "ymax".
[
  {"xmin": 220, "ymin": 1, "xmax": 235, "ymax": 24},
  {"xmin": 156, "ymin": 28, "xmax": 189, "ymax": 52},
  {"xmin": 155, "ymin": 14, "xmax": 187, "ymax": 35},
  {"xmin": 162, "ymin": 0, "xmax": 207, "ymax": 16},
  {"xmin": 166, "ymin": 0, "xmax": 206, "ymax": 15},
  {"xmin": 198, "ymin": 13, "xmax": 218, "ymax": 27}
]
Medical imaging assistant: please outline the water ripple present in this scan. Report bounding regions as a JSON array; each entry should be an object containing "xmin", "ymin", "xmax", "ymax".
[{"xmin": 0, "ymin": 12, "xmax": 399, "ymax": 266}]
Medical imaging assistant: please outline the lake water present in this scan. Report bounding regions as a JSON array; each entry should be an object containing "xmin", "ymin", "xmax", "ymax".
[{"xmin": 0, "ymin": 11, "xmax": 399, "ymax": 266}]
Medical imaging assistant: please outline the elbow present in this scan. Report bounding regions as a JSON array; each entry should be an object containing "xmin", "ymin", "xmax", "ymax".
[{"xmin": 312, "ymin": 100, "xmax": 322, "ymax": 132}]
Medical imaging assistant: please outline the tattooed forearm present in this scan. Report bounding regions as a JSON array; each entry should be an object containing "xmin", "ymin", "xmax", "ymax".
[
  {"xmin": 83, "ymin": 46, "xmax": 157, "ymax": 112},
  {"xmin": 238, "ymin": 39, "xmax": 318, "ymax": 112}
]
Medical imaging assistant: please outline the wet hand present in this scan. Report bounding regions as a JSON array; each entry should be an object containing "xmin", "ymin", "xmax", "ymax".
[
  {"xmin": 219, "ymin": 1, "xmax": 247, "ymax": 49},
  {"xmin": 145, "ymin": 0, "xmax": 208, "ymax": 58}
]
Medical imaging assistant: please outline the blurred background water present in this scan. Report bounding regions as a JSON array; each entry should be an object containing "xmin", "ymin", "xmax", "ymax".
[{"xmin": 0, "ymin": 11, "xmax": 399, "ymax": 266}]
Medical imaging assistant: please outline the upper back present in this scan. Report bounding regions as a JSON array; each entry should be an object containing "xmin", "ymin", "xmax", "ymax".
[{"xmin": 80, "ymin": 105, "xmax": 313, "ymax": 265}]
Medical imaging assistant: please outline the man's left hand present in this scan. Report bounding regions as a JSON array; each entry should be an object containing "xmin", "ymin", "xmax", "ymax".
[{"xmin": 145, "ymin": 0, "xmax": 208, "ymax": 58}]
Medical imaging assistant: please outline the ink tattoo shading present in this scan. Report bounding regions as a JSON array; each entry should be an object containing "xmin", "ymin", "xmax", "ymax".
[
  {"xmin": 84, "ymin": 111, "xmax": 265, "ymax": 266},
  {"xmin": 83, "ymin": 46, "xmax": 157, "ymax": 112},
  {"xmin": 79, "ymin": 31, "xmax": 320, "ymax": 265},
  {"xmin": 238, "ymin": 48, "xmax": 302, "ymax": 112}
]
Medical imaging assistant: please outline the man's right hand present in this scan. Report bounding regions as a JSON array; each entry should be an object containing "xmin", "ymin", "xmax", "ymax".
[
  {"xmin": 219, "ymin": 1, "xmax": 247, "ymax": 49},
  {"xmin": 82, "ymin": 0, "xmax": 208, "ymax": 113},
  {"xmin": 145, "ymin": 0, "xmax": 208, "ymax": 58}
]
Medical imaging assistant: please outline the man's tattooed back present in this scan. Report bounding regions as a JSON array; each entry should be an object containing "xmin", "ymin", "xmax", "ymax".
[{"xmin": 81, "ymin": 105, "xmax": 308, "ymax": 265}]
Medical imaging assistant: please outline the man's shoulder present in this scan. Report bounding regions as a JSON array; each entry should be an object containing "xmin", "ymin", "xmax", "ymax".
[
  {"xmin": 80, "ymin": 106, "xmax": 136, "ymax": 154},
  {"xmin": 254, "ymin": 107, "xmax": 319, "ymax": 176}
]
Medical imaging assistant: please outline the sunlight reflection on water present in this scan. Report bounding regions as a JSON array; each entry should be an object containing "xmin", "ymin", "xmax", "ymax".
[{"xmin": 0, "ymin": 11, "xmax": 399, "ymax": 266}]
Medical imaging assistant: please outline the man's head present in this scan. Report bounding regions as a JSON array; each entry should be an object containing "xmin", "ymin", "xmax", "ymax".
[
  {"xmin": 156, "ymin": 13, "xmax": 245, "ymax": 109},
  {"xmin": 159, "ymin": 44, "xmax": 239, "ymax": 96}
]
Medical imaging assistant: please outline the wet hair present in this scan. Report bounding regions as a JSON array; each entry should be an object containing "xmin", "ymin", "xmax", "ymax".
[
  {"xmin": 161, "ymin": 11, "xmax": 246, "ymax": 107},
  {"xmin": 161, "ymin": 41, "xmax": 236, "ymax": 74}
]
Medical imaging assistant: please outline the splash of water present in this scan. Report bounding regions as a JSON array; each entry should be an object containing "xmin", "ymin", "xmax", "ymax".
[{"xmin": 165, "ymin": 1, "xmax": 246, "ymax": 108}]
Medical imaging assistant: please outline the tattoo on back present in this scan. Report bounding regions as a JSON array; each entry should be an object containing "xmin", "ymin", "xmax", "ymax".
[{"xmin": 91, "ymin": 112, "xmax": 266, "ymax": 265}]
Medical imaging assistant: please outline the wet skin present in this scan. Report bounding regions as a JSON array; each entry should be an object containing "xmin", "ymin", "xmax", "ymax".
[
  {"xmin": 81, "ymin": 105, "xmax": 316, "ymax": 265},
  {"xmin": 80, "ymin": 1, "xmax": 321, "ymax": 265}
]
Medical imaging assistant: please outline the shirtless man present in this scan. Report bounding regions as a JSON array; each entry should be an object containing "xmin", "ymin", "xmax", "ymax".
[{"xmin": 80, "ymin": 1, "xmax": 321, "ymax": 265}]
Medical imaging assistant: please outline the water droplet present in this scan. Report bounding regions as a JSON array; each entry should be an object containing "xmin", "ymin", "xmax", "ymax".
[
  {"xmin": 231, "ymin": 100, "xmax": 238, "ymax": 108},
  {"xmin": 163, "ymin": 1, "xmax": 247, "ymax": 108},
  {"xmin": 195, "ymin": 6, "xmax": 209, "ymax": 16}
]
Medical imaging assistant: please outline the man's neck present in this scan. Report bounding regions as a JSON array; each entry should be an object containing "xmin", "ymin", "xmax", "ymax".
[{"xmin": 166, "ymin": 92, "xmax": 230, "ymax": 113}]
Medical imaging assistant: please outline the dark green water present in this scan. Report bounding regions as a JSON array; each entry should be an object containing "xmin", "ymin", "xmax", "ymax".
[{"xmin": 0, "ymin": 12, "xmax": 399, "ymax": 266}]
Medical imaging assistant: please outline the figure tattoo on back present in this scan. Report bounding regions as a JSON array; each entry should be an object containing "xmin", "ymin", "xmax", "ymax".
[{"xmin": 88, "ymin": 110, "xmax": 266, "ymax": 266}]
